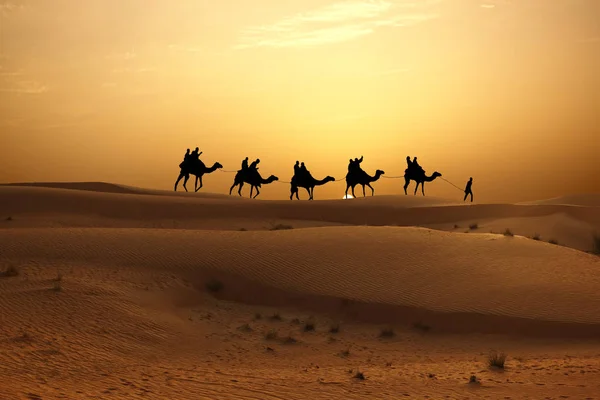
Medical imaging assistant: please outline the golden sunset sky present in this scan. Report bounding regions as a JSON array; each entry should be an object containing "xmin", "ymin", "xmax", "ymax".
[{"xmin": 1, "ymin": 0, "xmax": 599, "ymax": 201}]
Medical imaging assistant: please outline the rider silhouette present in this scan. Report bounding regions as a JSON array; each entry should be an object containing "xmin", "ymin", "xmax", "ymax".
[
  {"xmin": 179, "ymin": 148, "xmax": 191, "ymax": 169},
  {"xmin": 249, "ymin": 158, "xmax": 260, "ymax": 171},
  {"xmin": 412, "ymin": 157, "xmax": 424, "ymax": 175},
  {"xmin": 241, "ymin": 157, "xmax": 249, "ymax": 171},
  {"xmin": 293, "ymin": 161, "xmax": 300, "ymax": 177},
  {"xmin": 348, "ymin": 156, "xmax": 363, "ymax": 174},
  {"xmin": 299, "ymin": 162, "xmax": 310, "ymax": 180},
  {"xmin": 405, "ymin": 156, "xmax": 413, "ymax": 173}
]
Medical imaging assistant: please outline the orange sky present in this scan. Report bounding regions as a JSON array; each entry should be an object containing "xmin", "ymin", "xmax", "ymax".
[{"xmin": 1, "ymin": 0, "xmax": 599, "ymax": 201}]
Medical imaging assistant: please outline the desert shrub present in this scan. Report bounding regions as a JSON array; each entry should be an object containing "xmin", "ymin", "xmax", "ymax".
[
  {"xmin": 5, "ymin": 216, "xmax": 13, "ymax": 221},
  {"xmin": 488, "ymin": 351, "xmax": 507, "ymax": 369},
  {"xmin": 413, "ymin": 321, "xmax": 431, "ymax": 332},
  {"xmin": 281, "ymin": 335, "xmax": 298, "ymax": 344},
  {"xmin": 303, "ymin": 321, "xmax": 315, "ymax": 332},
  {"xmin": 254, "ymin": 313, "xmax": 262, "ymax": 320},
  {"xmin": 205, "ymin": 279, "xmax": 223, "ymax": 293},
  {"xmin": 270, "ymin": 223, "xmax": 293, "ymax": 231},
  {"xmin": 592, "ymin": 233, "xmax": 600, "ymax": 255},
  {"xmin": 329, "ymin": 324, "xmax": 340, "ymax": 334},
  {"xmin": 503, "ymin": 228, "xmax": 514, "ymax": 237},
  {"xmin": 469, "ymin": 223, "xmax": 479, "ymax": 230},
  {"xmin": 290, "ymin": 318, "xmax": 300, "ymax": 325},
  {"xmin": 265, "ymin": 330, "xmax": 278, "ymax": 340},
  {"xmin": 338, "ymin": 348, "xmax": 350, "ymax": 357},
  {"xmin": 269, "ymin": 313, "xmax": 283, "ymax": 321},
  {"xmin": 354, "ymin": 370, "xmax": 365, "ymax": 380},
  {"xmin": 548, "ymin": 239, "xmax": 559, "ymax": 245},
  {"xmin": 1, "ymin": 265, "xmax": 19, "ymax": 277},
  {"xmin": 379, "ymin": 327, "xmax": 395, "ymax": 338},
  {"xmin": 239, "ymin": 228, "xmax": 247, "ymax": 231},
  {"xmin": 453, "ymin": 224, "xmax": 460, "ymax": 229},
  {"xmin": 532, "ymin": 233, "xmax": 540, "ymax": 241}
]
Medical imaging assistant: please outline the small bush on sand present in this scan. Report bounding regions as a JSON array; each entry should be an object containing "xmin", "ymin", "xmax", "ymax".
[
  {"xmin": 290, "ymin": 318, "xmax": 300, "ymax": 325},
  {"xmin": 379, "ymin": 327, "xmax": 395, "ymax": 338},
  {"xmin": 270, "ymin": 223, "xmax": 293, "ymax": 231},
  {"xmin": 532, "ymin": 233, "xmax": 541, "ymax": 241},
  {"xmin": 503, "ymin": 228, "xmax": 514, "ymax": 237},
  {"xmin": 469, "ymin": 223, "xmax": 479, "ymax": 230},
  {"xmin": 453, "ymin": 224, "xmax": 460, "ymax": 229},
  {"xmin": 281, "ymin": 335, "xmax": 298, "ymax": 345},
  {"xmin": 592, "ymin": 233, "xmax": 600, "ymax": 255},
  {"xmin": 353, "ymin": 370, "xmax": 365, "ymax": 380},
  {"xmin": 205, "ymin": 279, "xmax": 223, "ymax": 293},
  {"xmin": 548, "ymin": 239, "xmax": 559, "ymax": 245},
  {"xmin": 239, "ymin": 228, "xmax": 247, "ymax": 231},
  {"xmin": 338, "ymin": 348, "xmax": 350, "ymax": 357},
  {"xmin": 5, "ymin": 216, "xmax": 13, "ymax": 221},
  {"xmin": 469, "ymin": 375, "xmax": 479, "ymax": 384},
  {"xmin": 1, "ymin": 265, "xmax": 19, "ymax": 277},
  {"xmin": 413, "ymin": 321, "xmax": 431, "ymax": 332},
  {"xmin": 254, "ymin": 313, "xmax": 262, "ymax": 320},
  {"xmin": 329, "ymin": 324, "xmax": 340, "ymax": 334},
  {"xmin": 52, "ymin": 280, "xmax": 62, "ymax": 292},
  {"xmin": 265, "ymin": 330, "xmax": 278, "ymax": 341},
  {"xmin": 269, "ymin": 313, "xmax": 283, "ymax": 321},
  {"xmin": 488, "ymin": 351, "xmax": 507, "ymax": 369},
  {"xmin": 303, "ymin": 321, "xmax": 315, "ymax": 332}
]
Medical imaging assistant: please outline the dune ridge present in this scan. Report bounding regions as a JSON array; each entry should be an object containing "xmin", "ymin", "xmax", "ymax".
[{"xmin": 3, "ymin": 226, "xmax": 599, "ymax": 331}]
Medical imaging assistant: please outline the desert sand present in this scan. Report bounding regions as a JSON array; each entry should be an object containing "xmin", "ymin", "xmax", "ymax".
[{"xmin": 1, "ymin": 182, "xmax": 600, "ymax": 399}]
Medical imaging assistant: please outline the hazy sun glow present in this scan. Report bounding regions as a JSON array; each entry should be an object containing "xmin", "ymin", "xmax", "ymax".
[
  {"xmin": 343, "ymin": 194, "xmax": 354, "ymax": 199},
  {"xmin": 1, "ymin": 0, "xmax": 599, "ymax": 201}
]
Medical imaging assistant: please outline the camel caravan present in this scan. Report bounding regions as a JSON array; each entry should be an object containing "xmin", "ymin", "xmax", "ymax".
[{"xmin": 174, "ymin": 147, "xmax": 451, "ymax": 200}]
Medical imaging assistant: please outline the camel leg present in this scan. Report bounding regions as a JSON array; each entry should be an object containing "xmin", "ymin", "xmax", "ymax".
[
  {"xmin": 345, "ymin": 185, "xmax": 350, "ymax": 197},
  {"xmin": 229, "ymin": 182, "xmax": 237, "ymax": 195},
  {"xmin": 253, "ymin": 186, "xmax": 260, "ymax": 199},
  {"xmin": 309, "ymin": 187, "xmax": 314, "ymax": 200},
  {"xmin": 195, "ymin": 176, "xmax": 203, "ymax": 193},
  {"xmin": 414, "ymin": 182, "xmax": 419, "ymax": 195},
  {"xmin": 421, "ymin": 182, "xmax": 425, "ymax": 196},
  {"xmin": 367, "ymin": 183, "xmax": 374, "ymax": 196},
  {"xmin": 249, "ymin": 185, "xmax": 254, "ymax": 198},
  {"xmin": 403, "ymin": 177, "xmax": 410, "ymax": 195},
  {"xmin": 351, "ymin": 185, "xmax": 356, "ymax": 198},
  {"xmin": 290, "ymin": 185, "xmax": 295, "ymax": 200},
  {"xmin": 362, "ymin": 185, "xmax": 366, "ymax": 197},
  {"xmin": 238, "ymin": 182, "xmax": 244, "ymax": 197},
  {"xmin": 174, "ymin": 172, "xmax": 186, "ymax": 191},
  {"xmin": 182, "ymin": 175, "xmax": 190, "ymax": 192},
  {"xmin": 305, "ymin": 187, "xmax": 311, "ymax": 200}
]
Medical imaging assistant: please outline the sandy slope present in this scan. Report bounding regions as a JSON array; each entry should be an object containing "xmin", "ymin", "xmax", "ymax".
[{"xmin": 1, "ymin": 182, "xmax": 600, "ymax": 399}]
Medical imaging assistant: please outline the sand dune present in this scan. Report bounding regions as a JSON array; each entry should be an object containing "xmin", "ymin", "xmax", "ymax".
[
  {"xmin": 2, "ymin": 225, "xmax": 599, "ymax": 328},
  {"xmin": 2, "ymin": 183, "xmax": 600, "ymax": 399},
  {"xmin": 519, "ymin": 193, "xmax": 600, "ymax": 207}
]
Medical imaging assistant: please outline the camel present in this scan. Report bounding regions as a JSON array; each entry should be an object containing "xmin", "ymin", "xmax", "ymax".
[
  {"xmin": 174, "ymin": 161, "xmax": 223, "ymax": 192},
  {"xmin": 403, "ymin": 170, "xmax": 442, "ymax": 196},
  {"xmin": 229, "ymin": 169, "xmax": 279, "ymax": 199},
  {"xmin": 345, "ymin": 169, "xmax": 385, "ymax": 198},
  {"xmin": 290, "ymin": 174, "xmax": 336, "ymax": 200}
]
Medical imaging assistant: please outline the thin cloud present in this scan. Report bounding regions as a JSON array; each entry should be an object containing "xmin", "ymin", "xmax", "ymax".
[
  {"xmin": 235, "ymin": 0, "xmax": 441, "ymax": 49},
  {"xmin": 370, "ymin": 67, "xmax": 410, "ymax": 76},
  {"xmin": 0, "ymin": 78, "xmax": 47, "ymax": 94},
  {"xmin": 0, "ymin": 2, "xmax": 25, "ymax": 14},
  {"xmin": 168, "ymin": 44, "xmax": 204, "ymax": 53}
]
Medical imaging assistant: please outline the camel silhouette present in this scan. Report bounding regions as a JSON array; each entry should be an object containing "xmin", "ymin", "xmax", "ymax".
[
  {"xmin": 345, "ymin": 169, "xmax": 385, "ymax": 197},
  {"xmin": 403, "ymin": 170, "xmax": 442, "ymax": 196},
  {"xmin": 229, "ymin": 169, "xmax": 279, "ymax": 199},
  {"xmin": 290, "ymin": 174, "xmax": 336, "ymax": 200},
  {"xmin": 174, "ymin": 161, "xmax": 223, "ymax": 192}
]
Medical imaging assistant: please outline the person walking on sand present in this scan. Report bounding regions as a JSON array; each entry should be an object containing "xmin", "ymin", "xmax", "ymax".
[{"xmin": 464, "ymin": 177, "xmax": 474, "ymax": 202}]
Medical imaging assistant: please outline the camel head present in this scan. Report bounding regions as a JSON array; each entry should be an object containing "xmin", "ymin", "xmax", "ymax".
[
  {"xmin": 265, "ymin": 175, "xmax": 279, "ymax": 183},
  {"xmin": 324, "ymin": 176, "xmax": 336, "ymax": 183},
  {"xmin": 213, "ymin": 162, "xmax": 223, "ymax": 169},
  {"xmin": 432, "ymin": 171, "xmax": 442, "ymax": 178},
  {"xmin": 375, "ymin": 169, "xmax": 385, "ymax": 177}
]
